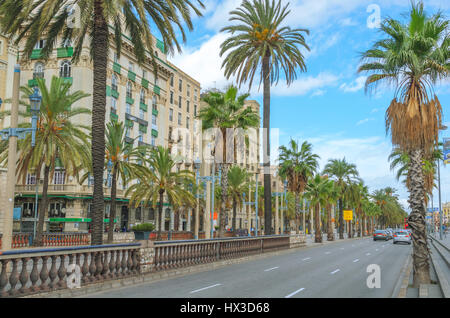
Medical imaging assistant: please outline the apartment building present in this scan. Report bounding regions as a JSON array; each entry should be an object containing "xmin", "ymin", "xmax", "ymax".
[
  {"xmin": 4, "ymin": 24, "xmax": 203, "ymax": 234},
  {"xmin": 0, "ymin": 32, "xmax": 19, "ymax": 129}
]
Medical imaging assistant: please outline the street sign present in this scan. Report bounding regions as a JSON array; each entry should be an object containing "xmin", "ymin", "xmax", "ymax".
[{"xmin": 343, "ymin": 210, "xmax": 353, "ymax": 221}]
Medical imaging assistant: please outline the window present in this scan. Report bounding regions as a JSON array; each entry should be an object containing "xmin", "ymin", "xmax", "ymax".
[
  {"xmin": 113, "ymin": 52, "xmax": 119, "ymax": 63},
  {"xmin": 148, "ymin": 208, "xmax": 155, "ymax": 220},
  {"xmin": 0, "ymin": 40, "xmax": 3, "ymax": 55},
  {"xmin": 126, "ymin": 81, "xmax": 133, "ymax": 99},
  {"xmin": 178, "ymin": 112, "xmax": 182, "ymax": 125},
  {"xmin": 178, "ymin": 96, "xmax": 182, "ymax": 108},
  {"xmin": 126, "ymin": 103, "xmax": 131, "ymax": 114},
  {"xmin": 186, "ymin": 117, "xmax": 190, "ymax": 129},
  {"xmin": 170, "ymin": 91, "xmax": 174, "ymax": 104},
  {"xmin": 139, "ymin": 109, "xmax": 145, "ymax": 120},
  {"xmin": 59, "ymin": 60, "xmax": 71, "ymax": 78},
  {"xmin": 53, "ymin": 169, "xmax": 66, "ymax": 185},
  {"xmin": 129, "ymin": 62, "xmax": 134, "ymax": 72},
  {"xmin": 34, "ymin": 39, "xmax": 46, "ymax": 49},
  {"xmin": 168, "ymin": 126, "xmax": 173, "ymax": 140},
  {"xmin": 22, "ymin": 202, "xmax": 35, "ymax": 218},
  {"xmin": 194, "ymin": 89, "xmax": 198, "ymax": 101},
  {"xmin": 62, "ymin": 38, "xmax": 72, "ymax": 47},
  {"xmin": 140, "ymin": 89, "xmax": 145, "ymax": 104},
  {"xmin": 34, "ymin": 62, "xmax": 45, "ymax": 78},
  {"xmin": 187, "ymin": 84, "xmax": 191, "ymax": 97},
  {"xmin": 194, "ymin": 105, "xmax": 197, "ymax": 116},
  {"xmin": 135, "ymin": 207, "xmax": 142, "ymax": 221},
  {"xmin": 138, "ymin": 134, "xmax": 143, "ymax": 143},
  {"xmin": 151, "ymin": 136, "xmax": 156, "ymax": 146},
  {"xmin": 111, "ymin": 74, "xmax": 118, "ymax": 92},
  {"xmin": 49, "ymin": 202, "xmax": 66, "ymax": 217},
  {"xmin": 152, "ymin": 114, "xmax": 157, "ymax": 125},
  {"xmin": 142, "ymin": 70, "xmax": 147, "ymax": 79},
  {"xmin": 169, "ymin": 109, "xmax": 173, "ymax": 121},
  {"xmin": 111, "ymin": 97, "xmax": 117, "ymax": 110},
  {"xmin": 152, "ymin": 95, "xmax": 157, "ymax": 110},
  {"xmin": 26, "ymin": 173, "xmax": 36, "ymax": 185},
  {"xmin": 186, "ymin": 101, "xmax": 190, "ymax": 113},
  {"xmin": 126, "ymin": 128, "xmax": 130, "ymax": 137},
  {"xmin": 170, "ymin": 76, "xmax": 174, "ymax": 87},
  {"xmin": 179, "ymin": 79, "xmax": 182, "ymax": 92}
]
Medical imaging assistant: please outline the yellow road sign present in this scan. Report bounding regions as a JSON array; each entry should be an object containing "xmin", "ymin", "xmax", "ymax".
[{"xmin": 344, "ymin": 210, "xmax": 353, "ymax": 221}]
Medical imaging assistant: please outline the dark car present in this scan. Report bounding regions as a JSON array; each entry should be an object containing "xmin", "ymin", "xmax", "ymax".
[{"xmin": 373, "ymin": 230, "xmax": 389, "ymax": 241}]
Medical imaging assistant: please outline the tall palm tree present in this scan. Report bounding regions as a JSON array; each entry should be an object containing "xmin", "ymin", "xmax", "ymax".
[
  {"xmin": 323, "ymin": 158, "xmax": 360, "ymax": 239},
  {"xmin": 220, "ymin": 0, "xmax": 310, "ymax": 235},
  {"xmin": 324, "ymin": 180, "xmax": 340, "ymax": 241},
  {"xmin": 0, "ymin": 0, "xmax": 204, "ymax": 245},
  {"xmin": 198, "ymin": 85, "xmax": 259, "ymax": 237},
  {"xmin": 279, "ymin": 139, "xmax": 320, "ymax": 233},
  {"xmin": 358, "ymin": 1, "xmax": 448, "ymax": 285},
  {"xmin": 0, "ymin": 76, "xmax": 91, "ymax": 246},
  {"xmin": 104, "ymin": 121, "xmax": 147, "ymax": 243},
  {"xmin": 227, "ymin": 165, "xmax": 249, "ymax": 234},
  {"xmin": 126, "ymin": 146, "xmax": 195, "ymax": 241},
  {"xmin": 304, "ymin": 174, "xmax": 331, "ymax": 243}
]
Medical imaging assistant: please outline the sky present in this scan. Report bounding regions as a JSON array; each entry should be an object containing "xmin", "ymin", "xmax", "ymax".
[{"xmin": 161, "ymin": 0, "xmax": 450, "ymax": 212}]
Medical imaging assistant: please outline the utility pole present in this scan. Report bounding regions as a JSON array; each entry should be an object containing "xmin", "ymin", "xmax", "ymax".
[{"xmin": 1, "ymin": 64, "xmax": 20, "ymax": 251}]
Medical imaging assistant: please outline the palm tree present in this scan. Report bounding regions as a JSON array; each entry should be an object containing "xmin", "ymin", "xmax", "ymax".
[
  {"xmin": 220, "ymin": 0, "xmax": 310, "ymax": 235},
  {"xmin": 358, "ymin": 1, "xmax": 448, "ymax": 285},
  {"xmin": 126, "ymin": 146, "xmax": 195, "ymax": 241},
  {"xmin": 323, "ymin": 158, "xmax": 360, "ymax": 239},
  {"xmin": 104, "ymin": 121, "xmax": 147, "ymax": 243},
  {"xmin": 304, "ymin": 174, "xmax": 331, "ymax": 243},
  {"xmin": 0, "ymin": 0, "xmax": 204, "ymax": 245},
  {"xmin": 198, "ymin": 85, "xmax": 259, "ymax": 237},
  {"xmin": 0, "ymin": 76, "xmax": 91, "ymax": 246},
  {"xmin": 279, "ymin": 139, "xmax": 320, "ymax": 233},
  {"xmin": 324, "ymin": 180, "xmax": 340, "ymax": 241},
  {"xmin": 227, "ymin": 165, "xmax": 249, "ymax": 234}
]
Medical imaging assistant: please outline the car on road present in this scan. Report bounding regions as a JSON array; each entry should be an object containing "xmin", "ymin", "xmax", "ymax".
[
  {"xmin": 373, "ymin": 230, "xmax": 389, "ymax": 241},
  {"xmin": 393, "ymin": 230, "xmax": 412, "ymax": 244}
]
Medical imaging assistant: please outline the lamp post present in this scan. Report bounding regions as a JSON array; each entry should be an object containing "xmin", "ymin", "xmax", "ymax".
[{"xmin": 438, "ymin": 125, "xmax": 447, "ymax": 240}]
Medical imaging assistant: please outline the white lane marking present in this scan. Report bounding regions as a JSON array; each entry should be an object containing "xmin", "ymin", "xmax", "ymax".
[
  {"xmin": 190, "ymin": 284, "xmax": 222, "ymax": 294},
  {"xmin": 353, "ymin": 259, "xmax": 359, "ymax": 263},
  {"xmin": 302, "ymin": 257, "xmax": 311, "ymax": 261},
  {"xmin": 285, "ymin": 288, "xmax": 305, "ymax": 298},
  {"xmin": 366, "ymin": 253, "xmax": 371, "ymax": 256},
  {"xmin": 330, "ymin": 269, "xmax": 340, "ymax": 275},
  {"xmin": 264, "ymin": 267, "xmax": 279, "ymax": 272}
]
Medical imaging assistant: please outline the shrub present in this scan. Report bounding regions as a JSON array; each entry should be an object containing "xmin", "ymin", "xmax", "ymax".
[{"xmin": 131, "ymin": 223, "xmax": 155, "ymax": 232}]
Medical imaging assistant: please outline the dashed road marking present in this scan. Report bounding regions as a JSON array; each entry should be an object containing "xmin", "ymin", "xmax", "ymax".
[
  {"xmin": 330, "ymin": 269, "xmax": 340, "ymax": 275},
  {"xmin": 285, "ymin": 288, "xmax": 305, "ymax": 298},
  {"xmin": 264, "ymin": 267, "xmax": 279, "ymax": 272},
  {"xmin": 190, "ymin": 284, "xmax": 222, "ymax": 294}
]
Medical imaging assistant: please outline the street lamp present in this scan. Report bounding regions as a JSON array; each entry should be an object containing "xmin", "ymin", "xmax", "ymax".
[
  {"xmin": 28, "ymin": 87, "xmax": 42, "ymax": 147},
  {"xmin": 437, "ymin": 125, "xmax": 447, "ymax": 240}
]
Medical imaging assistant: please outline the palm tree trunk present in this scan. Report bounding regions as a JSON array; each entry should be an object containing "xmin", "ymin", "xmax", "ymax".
[
  {"xmin": 107, "ymin": 166, "xmax": 118, "ymax": 243},
  {"xmin": 34, "ymin": 165, "xmax": 50, "ymax": 247},
  {"xmin": 295, "ymin": 193, "xmax": 300, "ymax": 234},
  {"xmin": 262, "ymin": 52, "xmax": 272, "ymax": 236},
  {"xmin": 157, "ymin": 189, "xmax": 165, "ymax": 241},
  {"xmin": 232, "ymin": 198, "xmax": 237, "ymax": 235},
  {"xmin": 91, "ymin": 0, "xmax": 108, "ymax": 245},
  {"xmin": 338, "ymin": 198, "xmax": 344, "ymax": 239},
  {"xmin": 408, "ymin": 148, "xmax": 431, "ymax": 286},
  {"xmin": 219, "ymin": 163, "xmax": 229, "ymax": 238},
  {"xmin": 327, "ymin": 204, "xmax": 334, "ymax": 241},
  {"xmin": 314, "ymin": 204, "xmax": 322, "ymax": 243}
]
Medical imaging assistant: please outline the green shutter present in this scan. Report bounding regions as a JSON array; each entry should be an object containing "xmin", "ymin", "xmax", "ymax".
[
  {"xmin": 61, "ymin": 77, "xmax": 73, "ymax": 85},
  {"xmin": 139, "ymin": 124, "xmax": 147, "ymax": 133},
  {"xmin": 111, "ymin": 89, "xmax": 119, "ymax": 99},
  {"xmin": 128, "ymin": 70, "xmax": 136, "ymax": 82},
  {"xmin": 113, "ymin": 62, "xmax": 121, "ymax": 74},
  {"xmin": 110, "ymin": 113, "xmax": 118, "ymax": 122},
  {"xmin": 57, "ymin": 47, "xmax": 74, "ymax": 58},
  {"xmin": 152, "ymin": 108, "xmax": 158, "ymax": 116},
  {"xmin": 125, "ymin": 119, "xmax": 134, "ymax": 128},
  {"xmin": 126, "ymin": 96, "xmax": 134, "ymax": 105},
  {"xmin": 151, "ymin": 129, "xmax": 158, "ymax": 137},
  {"xmin": 140, "ymin": 103, "xmax": 148, "ymax": 112},
  {"xmin": 153, "ymin": 85, "xmax": 160, "ymax": 96},
  {"xmin": 28, "ymin": 79, "xmax": 38, "ymax": 87},
  {"xmin": 156, "ymin": 39, "xmax": 165, "ymax": 54},
  {"xmin": 106, "ymin": 85, "xmax": 112, "ymax": 97},
  {"xmin": 30, "ymin": 49, "xmax": 43, "ymax": 60},
  {"xmin": 142, "ymin": 78, "xmax": 149, "ymax": 89}
]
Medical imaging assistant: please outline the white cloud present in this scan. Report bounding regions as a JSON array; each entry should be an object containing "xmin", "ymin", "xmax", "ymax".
[
  {"xmin": 356, "ymin": 118, "xmax": 374, "ymax": 126},
  {"xmin": 340, "ymin": 76, "xmax": 367, "ymax": 93}
]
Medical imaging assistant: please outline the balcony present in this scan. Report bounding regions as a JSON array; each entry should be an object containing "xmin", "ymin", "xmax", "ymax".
[
  {"xmin": 30, "ymin": 49, "xmax": 43, "ymax": 60},
  {"xmin": 113, "ymin": 62, "xmax": 121, "ymax": 74},
  {"xmin": 33, "ymin": 72, "xmax": 45, "ymax": 79},
  {"xmin": 142, "ymin": 78, "xmax": 149, "ymax": 89},
  {"xmin": 153, "ymin": 85, "xmax": 161, "ymax": 96},
  {"xmin": 57, "ymin": 47, "xmax": 74, "ymax": 58},
  {"xmin": 126, "ymin": 96, "xmax": 135, "ymax": 105},
  {"xmin": 128, "ymin": 70, "xmax": 136, "ymax": 82}
]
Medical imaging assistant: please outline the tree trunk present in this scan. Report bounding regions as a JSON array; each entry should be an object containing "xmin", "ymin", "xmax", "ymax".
[
  {"xmin": 34, "ymin": 165, "xmax": 50, "ymax": 247},
  {"xmin": 157, "ymin": 189, "xmax": 165, "ymax": 241},
  {"xmin": 91, "ymin": 0, "xmax": 108, "ymax": 245},
  {"xmin": 314, "ymin": 204, "xmax": 322, "ymax": 243},
  {"xmin": 262, "ymin": 52, "xmax": 272, "ymax": 236},
  {"xmin": 295, "ymin": 193, "xmax": 300, "ymax": 234},
  {"xmin": 327, "ymin": 204, "xmax": 334, "ymax": 241},
  {"xmin": 408, "ymin": 148, "xmax": 431, "ymax": 286},
  {"xmin": 338, "ymin": 198, "xmax": 344, "ymax": 239},
  {"xmin": 107, "ymin": 166, "xmax": 118, "ymax": 243},
  {"xmin": 219, "ymin": 163, "xmax": 229, "ymax": 238},
  {"xmin": 232, "ymin": 198, "xmax": 237, "ymax": 235}
]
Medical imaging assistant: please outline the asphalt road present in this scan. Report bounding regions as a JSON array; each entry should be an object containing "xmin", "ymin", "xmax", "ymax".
[{"xmin": 84, "ymin": 237, "xmax": 411, "ymax": 298}]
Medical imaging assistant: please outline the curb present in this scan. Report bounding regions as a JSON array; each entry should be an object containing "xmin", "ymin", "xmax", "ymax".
[{"xmin": 391, "ymin": 253, "xmax": 412, "ymax": 298}]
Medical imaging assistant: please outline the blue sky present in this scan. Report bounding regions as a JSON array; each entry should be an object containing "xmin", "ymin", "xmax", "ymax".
[{"xmin": 164, "ymin": 0, "xmax": 450, "ymax": 211}]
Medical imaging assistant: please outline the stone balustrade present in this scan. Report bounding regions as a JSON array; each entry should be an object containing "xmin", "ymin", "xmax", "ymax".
[
  {"xmin": 0, "ymin": 234, "xmax": 303, "ymax": 297},
  {"xmin": 0, "ymin": 243, "xmax": 141, "ymax": 297}
]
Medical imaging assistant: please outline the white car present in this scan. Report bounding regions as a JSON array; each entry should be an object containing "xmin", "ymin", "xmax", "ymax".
[{"xmin": 393, "ymin": 230, "xmax": 412, "ymax": 244}]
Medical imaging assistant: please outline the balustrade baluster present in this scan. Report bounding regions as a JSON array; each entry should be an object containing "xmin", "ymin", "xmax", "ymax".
[
  {"xmin": 95, "ymin": 252, "xmax": 103, "ymax": 281},
  {"xmin": 132, "ymin": 249, "xmax": 139, "ymax": 274},
  {"xmin": 39, "ymin": 256, "xmax": 50, "ymax": 291},
  {"xmin": 115, "ymin": 250, "xmax": 122, "ymax": 277},
  {"xmin": 0, "ymin": 259, "xmax": 10, "ymax": 297},
  {"xmin": 57, "ymin": 255, "xmax": 67, "ymax": 289},
  {"xmin": 121, "ymin": 250, "xmax": 127, "ymax": 276},
  {"xmin": 101, "ymin": 251, "xmax": 109, "ymax": 279},
  {"xmin": 88, "ymin": 252, "xmax": 97, "ymax": 282},
  {"xmin": 81, "ymin": 253, "xmax": 89, "ymax": 284},
  {"xmin": 7, "ymin": 259, "xmax": 19, "ymax": 296},
  {"xmin": 48, "ymin": 255, "xmax": 58, "ymax": 289},
  {"xmin": 108, "ymin": 251, "xmax": 116, "ymax": 279},
  {"xmin": 126, "ymin": 250, "xmax": 133, "ymax": 275},
  {"xmin": 29, "ymin": 257, "xmax": 39, "ymax": 292},
  {"xmin": 19, "ymin": 257, "xmax": 30, "ymax": 294}
]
